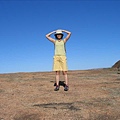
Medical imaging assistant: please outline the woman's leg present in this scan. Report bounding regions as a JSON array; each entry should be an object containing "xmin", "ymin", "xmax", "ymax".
[
  {"xmin": 63, "ymin": 71, "xmax": 69, "ymax": 91},
  {"xmin": 62, "ymin": 71, "xmax": 68, "ymax": 86},
  {"xmin": 54, "ymin": 71, "xmax": 60, "ymax": 91},
  {"xmin": 56, "ymin": 71, "xmax": 60, "ymax": 86}
]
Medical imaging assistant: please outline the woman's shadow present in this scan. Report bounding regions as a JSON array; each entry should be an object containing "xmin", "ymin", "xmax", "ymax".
[{"xmin": 54, "ymin": 81, "xmax": 66, "ymax": 87}]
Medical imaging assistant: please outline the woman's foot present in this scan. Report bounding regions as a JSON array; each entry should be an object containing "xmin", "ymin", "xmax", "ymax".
[
  {"xmin": 64, "ymin": 85, "xmax": 69, "ymax": 91},
  {"xmin": 54, "ymin": 85, "xmax": 59, "ymax": 91}
]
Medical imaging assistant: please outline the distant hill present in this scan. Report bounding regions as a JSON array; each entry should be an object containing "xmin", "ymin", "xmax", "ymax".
[{"xmin": 112, "ymin": 60, "xmax": 120, "ymax": 68}]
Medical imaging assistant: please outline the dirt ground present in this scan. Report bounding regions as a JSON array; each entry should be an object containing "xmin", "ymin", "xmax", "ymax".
[{"xmin": 0, "ymin": 68, "xmax": 120, "ymax": 120}]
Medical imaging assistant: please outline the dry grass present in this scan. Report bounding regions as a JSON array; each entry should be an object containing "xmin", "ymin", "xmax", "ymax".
[{"xmin": 0, "ymin": 68, "xmax": 120, "ymax": 120}]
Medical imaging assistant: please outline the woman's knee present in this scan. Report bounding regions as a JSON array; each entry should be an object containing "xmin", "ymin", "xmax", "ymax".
[
  {"xmin": 56, "ymin": 71, "xmax": 60, "ymax": 75},
  {"xmin": 62, "ymin": 71, "xmax": 67, "ymax": 75}
]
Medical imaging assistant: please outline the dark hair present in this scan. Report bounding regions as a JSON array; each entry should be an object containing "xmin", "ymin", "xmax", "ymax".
[{"xmin": 55, "ymin": 34, "xmax": 63, "ymax": 39}]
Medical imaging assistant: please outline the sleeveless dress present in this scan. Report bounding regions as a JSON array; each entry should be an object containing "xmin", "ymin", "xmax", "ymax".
[{"xmin": 53, "ymin": 40, "xmax": 68, "ymax": 71}]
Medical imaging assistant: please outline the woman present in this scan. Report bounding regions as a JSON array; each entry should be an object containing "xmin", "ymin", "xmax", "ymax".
[{"xmin": 46, "ymin": 29, "xmax": 71, "ymax": 91}]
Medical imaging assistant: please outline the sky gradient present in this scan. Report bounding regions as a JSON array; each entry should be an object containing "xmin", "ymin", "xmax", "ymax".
[{"xmin": 0, "ymin": 0, "xmax": 120, "ymax": 73}]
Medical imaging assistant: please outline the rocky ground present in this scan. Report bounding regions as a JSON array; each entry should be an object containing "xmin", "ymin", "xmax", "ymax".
[{"xmin": 0, "ymin": 68, "xmax": 120, "ymax": 120}]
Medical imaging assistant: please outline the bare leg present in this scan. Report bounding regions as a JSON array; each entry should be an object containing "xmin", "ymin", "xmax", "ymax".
[
  {"xmin": 56, "ymin": 71, "xmax": 60, "ymax": 86},
  {"xmin": 62, "ymin": 71, "xmax": 68, "ymax": 85}
]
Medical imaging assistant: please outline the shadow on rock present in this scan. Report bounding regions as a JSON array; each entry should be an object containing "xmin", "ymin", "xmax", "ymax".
[{"xmin": 33, "ymin": 102, "xmax": 81, "ymax": 111}]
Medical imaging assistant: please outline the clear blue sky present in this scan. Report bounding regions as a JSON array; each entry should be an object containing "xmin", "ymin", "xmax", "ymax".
[{"xmin": 0, "ymin": 0, "xmax": 120, "ymax": 73}]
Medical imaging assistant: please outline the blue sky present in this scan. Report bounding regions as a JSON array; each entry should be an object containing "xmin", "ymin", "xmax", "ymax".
[{"xmin": 0, "ymin": 0, "xmax": 120, "ymax": 73}]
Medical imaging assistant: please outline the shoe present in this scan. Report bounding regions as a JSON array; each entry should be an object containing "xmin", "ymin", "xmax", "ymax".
[
  {"xmin": 64, "ymin": 85, "xmax": 69, "ymax": 91},
  {"xmin": 54, "ymin": 85, "xmax": 59, "ymax": 91}
]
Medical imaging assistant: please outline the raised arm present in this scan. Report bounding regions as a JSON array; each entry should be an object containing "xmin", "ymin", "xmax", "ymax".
[
  {"xmin": 46, "ymin": 31, "xmax": 56, "ymax": 43},
  {"xmin": 62, "ymin": 29, "xmax": 71, "ymax": 43}
]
